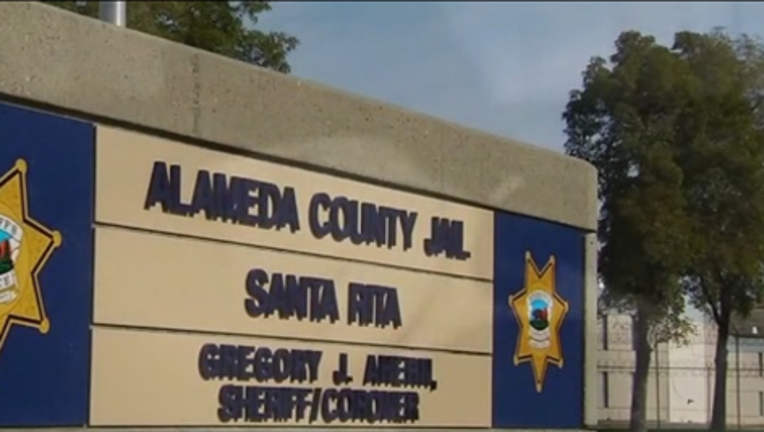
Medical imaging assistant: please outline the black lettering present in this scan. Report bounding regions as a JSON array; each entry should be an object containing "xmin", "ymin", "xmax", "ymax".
[
  {"xmin": 198, "ymin": 344, "xmax": 323, "ymax": 384},
  {"xmin": 402, "ymin": 392, "xmax": 420, "ymax": 421},
  {"xmin": 144, "ymin": 163, "xmax": 300, "ymax": 232},
  {"xmin": 272, "ymin": 349, "xmax": 291, "ymax": 383},
  {"xmin": 190, "ymin": 169, "xmax": 215, "ymax": 219},
  {"xmin": 244, "ymin": 268, "xmax": 269, "ymax": 317},
  {"xmin": 244, "ymin": 268, "xmax": 339, "ymax": 323},
  {"xmin": 218, "ymin": 384, "xmax": 243, "ymax": 422},
  {"xmin": 280, "ymin": 187, "xmax": 301, "ymax": 233},
  {"xmin": 253, "ymin": 347, "xmax": 274, "ymax": 381},
  {"xmin": 318, "ymin": 388, "xmax": 420, "ymax": 424},
  {"xmin": 398, "ymin": 210, "xmax": 417, "ymax": 251},
  {"xmin": 361, "ymin": 203, "xmax": 386, "ymax": 246},
  {"xmin": 243, "ymin": 386, "xmax": 265, "ymax": 421},
  {"xmin": 220, "ymin": 344, "xmax": 239, "ymax": 380},
  {"xmin": 308, "ymin": 192, "xmax": 332, "ymax": 238},
  {"xmin": 362, "ymin": 355, "xmax": 379, "ymax": 386},
  {"xmin": 424, "ymin": 217, "xmax": 471, "ymax": 260},
  {"xmin": 145, "ymin": 161, "xmax": 172, "ymax": 212},
  {"xmin": 217, "ymin": 382, "xmax": 422, "ymax": 424},
  {"xmin": 320, "ymin": 388, "xmax": 339, "ymax": 422},
  {"xmin": 308, "ymin": 192, "xmax": 418, "ymax": 251},
  {"xmin": 362, "ymin": 355, "xmax": 435, "ymax": 389},
  {"xmin": 348, "ymin": 283, "xmax": 402, "ymax": 329},
  {"xmin": 198, "ymin": 343, "xmax": 220, "ymax": 379}
]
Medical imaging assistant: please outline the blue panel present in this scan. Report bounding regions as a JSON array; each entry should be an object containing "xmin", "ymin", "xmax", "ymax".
[
  {"xmin": 492, "ymin": 212, "xmax": 585, "ymax": 429},
  {"xmin": 0, "ymin": 103, "xmax": 94, "ymax": 426}
]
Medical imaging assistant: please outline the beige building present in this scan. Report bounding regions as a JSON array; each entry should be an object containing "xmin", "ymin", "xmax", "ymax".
[{"xmin": 598, "ymin": 313, "xmax": 764, "ymax": 428}]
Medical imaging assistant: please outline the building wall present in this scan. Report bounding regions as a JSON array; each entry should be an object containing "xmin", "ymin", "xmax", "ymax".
[
  {"xmin": 0, "ymin": 2, "xmax": 598, "ymax": 431},
  {"xmin": 597, "ymin": 314, "xmax": 671, "ymax": 423},
  {"xmin": 598, "ymin": 313, "xmax": 764, "ymax": 427}
]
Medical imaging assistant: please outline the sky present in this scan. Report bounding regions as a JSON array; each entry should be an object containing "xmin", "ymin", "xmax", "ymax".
[
  {"xmin": 258, "ymin": 2, "xmax": 764, "ymax": 326},
  {"xmin": 259, "ymin": 1, "xmax": 764, "ymax": 152}
]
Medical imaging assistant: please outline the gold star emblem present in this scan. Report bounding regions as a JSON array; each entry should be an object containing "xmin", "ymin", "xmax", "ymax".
[
  {"xmin": 0, "ymin": 159, "xmax": 61, "ymax": 356},
  {"xmin": 509, "ymin": 251, "xmax": 568, "ymax": 392}
]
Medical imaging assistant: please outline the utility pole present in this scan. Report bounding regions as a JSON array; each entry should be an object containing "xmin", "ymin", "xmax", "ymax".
[
  {"xmin": 736, "ymin": 331, "xmax": 741, "ymax": 430},
  {"xmin": 655, "ymin": 341, "xmax": 662, "ymax": 430},
  {"xmin": 98, "ymin": 1, "xmax": 126, "ymax": 27}
]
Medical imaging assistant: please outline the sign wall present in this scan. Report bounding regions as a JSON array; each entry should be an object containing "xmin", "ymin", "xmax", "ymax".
[
  {"xmin": 0, "ymin": 103, "xmax": 94, "ymax": 426},
  {"xmin": 0, "ymin": 101, "xmax": 586, "ymax": 429}
]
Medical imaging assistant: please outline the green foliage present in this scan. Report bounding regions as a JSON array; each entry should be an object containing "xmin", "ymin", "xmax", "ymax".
[
  {"xmin": 671, "ymin": 30, "xmax": 764, "ymax": 328},
  {"xmin": 669, "ymin": 31, "xmax": 764, "ymax": 430},
  {"xmin": 564, "ymin": 31, "xmax": 693, "ymax": 324},
  {"xmin": 565, "ymin": 28, "xmax": 764, "ymax": 432},
  {"xmin": 44, "ymin": 1, "xmax": 299, "ymax": 73},
  {"xmin": 564, "ymin": 34, "xmax": 698, "ymax": 432}
]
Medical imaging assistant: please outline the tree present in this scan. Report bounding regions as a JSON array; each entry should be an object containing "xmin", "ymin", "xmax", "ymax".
[
  {"xmin": 563, "ymin": 31, "xmax": 695, "ymax": 432},
  {"xmin": 44, "ymin": 1, "xmax": 299, "ymax": 73},
  {"xmin": 671, "ymin": 30, "xmax": 764, "ymax": 431},
  {"xmin": 566, "ymin": 29, "xmax": 764, "ymax": 432}
]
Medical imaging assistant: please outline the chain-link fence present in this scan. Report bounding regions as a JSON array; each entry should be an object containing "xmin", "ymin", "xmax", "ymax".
[{"xmin": 598, "ymin": 318, "xmax": 764, "ymax": 430}]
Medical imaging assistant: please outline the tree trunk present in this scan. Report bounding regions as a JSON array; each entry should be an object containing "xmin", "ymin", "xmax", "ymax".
[
  {"xmin": 630, "ymin": 306, "xmax": 653, "ymax": 432},
  {"xmin": 710, "ymin": 317, "xmax": 730, "ymax": 431}
]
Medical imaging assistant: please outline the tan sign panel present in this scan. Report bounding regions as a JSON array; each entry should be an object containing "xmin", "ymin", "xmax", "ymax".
[
  {"xmin": 89, "ymin": 327, "xmax": 491, "ymax": 427},
  {"xmin": 95, "ymin": 126, "xmax": 493, "ymax": 279},
  {"xmin": 93, "ymin": 227, "xmax": 492, "ymax": 353}
]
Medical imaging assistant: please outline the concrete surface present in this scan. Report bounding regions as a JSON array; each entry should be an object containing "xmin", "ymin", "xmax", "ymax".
[{"xmin": 0, "ymin": 2, "xmax": 597, "ymax": 232}]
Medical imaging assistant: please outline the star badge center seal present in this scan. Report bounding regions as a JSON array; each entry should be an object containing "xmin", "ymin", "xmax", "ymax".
[
  {"xmin": 509, "ymin": 251, "xmax": 568, "ymax": 392},
  {"xmin": 0, "ymin": 159, "xmax": 61, "ymax": 357}
]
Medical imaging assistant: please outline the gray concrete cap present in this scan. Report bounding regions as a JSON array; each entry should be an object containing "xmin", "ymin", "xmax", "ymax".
[{"xmin": 0, "ymin": 2, "xmax": 597, "ymax": 231}]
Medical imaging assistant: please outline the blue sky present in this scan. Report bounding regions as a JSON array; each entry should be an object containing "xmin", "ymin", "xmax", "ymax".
[{"xmin": 259, "ymin": 1, "xmax": 764, "ymax": 152}]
